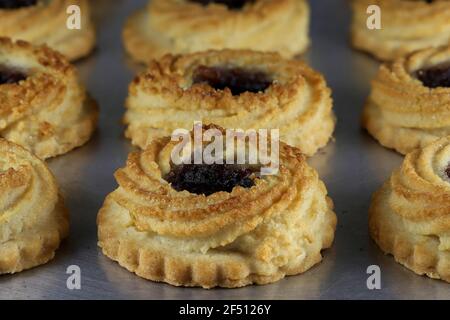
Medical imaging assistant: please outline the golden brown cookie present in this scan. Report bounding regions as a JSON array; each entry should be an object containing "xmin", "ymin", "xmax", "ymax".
[
  {"xmin": 369, "ymin": 136, "xmax": 450, "ymax": 282},
  {"xmin": 123, "ymin": 0, "xmax": 310, "ymax": 63},
  {"xmin": 0, "ymin": 0, "xmax": 95, "ymax": 61},
  {"xmin": 0, "ymin": 138, "xmax": 69, "ymax": 274},
  {"xmin": 0, "ymin": 37, "xmax": 98, "ymax": 159},
  {"xmin": 125, "ymin": 50, "xmax": 335, "ymax": 156},
  {"xmin": 98, "ymin": 125, "xmax": 337, "ymax": 288},
  {"xmin": 363, "ymin": 45, "xmax": 450, "ymax": 155},
  {"xmin": 351, "ymin": 0, "xmax": 450, "ymax": 61}
]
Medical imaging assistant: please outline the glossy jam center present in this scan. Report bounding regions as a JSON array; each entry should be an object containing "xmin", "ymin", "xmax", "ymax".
[
  {"xmin": 193, "ymin": 65, "xmax": 273, "ymax": 95},
  {"xmin": 165, "ymin": 163, "xmax": 258, "ymax": 196},
  {"xmin": 0, "ymin": 0, "xmax": 37, "ymax": 9},
  {"xmin": 446, "ymin": 164, "xmax": 450, "ymax": 179},
  {"xmin": 416, "ymin": 64, "xmax": 450, "ymax": 89},
  {"xmin": 189, "ymin": 0, "xmax": 255, "ymax": 10},
  {"xmin": 0, "ymin": 66, "xmax": 27, "ymax": 85}
]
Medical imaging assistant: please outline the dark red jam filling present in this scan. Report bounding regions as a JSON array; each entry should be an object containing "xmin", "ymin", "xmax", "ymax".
[
  {"xmin": 189, "ymin": 0, "xmax": 255, "ymax": 10},
  {"xmin": 193, "ymin": 65, "xmax": 273, "ymax": 96},
  {"xmin": 416, "ymin": 65, "xmax": 450, "ymax": 89},
  {"xmin": 0, "ymin": 66, "xmax": 27, "ymax": 85},
  {"xmin": 165, "ymin": 163, "xmax": 259, "ymax": 196},
  {"xmin": 0, "ymin": 0, "xmax": 37, "ymax": 9},
  {"xmin": 446, "ymin": 164, "xmax": 450, "ymax": 179}
]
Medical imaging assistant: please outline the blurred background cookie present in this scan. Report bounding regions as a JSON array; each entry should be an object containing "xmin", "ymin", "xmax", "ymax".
[{"xmin": 123, "ymin": 0, "xmax": 310, "ymax": 63}]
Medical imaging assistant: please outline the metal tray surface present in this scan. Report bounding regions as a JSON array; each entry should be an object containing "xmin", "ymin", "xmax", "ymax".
[{"xmin": 0, "ymin": 0, "xmax": 449, "ymax": 300}]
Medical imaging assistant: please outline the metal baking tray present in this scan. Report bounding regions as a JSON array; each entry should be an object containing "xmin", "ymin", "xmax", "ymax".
[{"xmin": 1, "ymin": 0, "xmax": 449, "ymax": 300}]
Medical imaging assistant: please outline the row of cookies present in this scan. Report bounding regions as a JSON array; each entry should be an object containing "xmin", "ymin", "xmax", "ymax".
[
  {"xmin": 355, "ymin": 0, "xmax": 450, "ymax": 283},
  {"xmin": 3, "ymin": 0, "xmax": 450, "ymax": 63},
  {"xmin": 0, "ymin": 0, "xmax": 449, "ymax": 288},
  {"xmin": 125, "ymin": 0, "xmax": 450, "ymax": 63}
]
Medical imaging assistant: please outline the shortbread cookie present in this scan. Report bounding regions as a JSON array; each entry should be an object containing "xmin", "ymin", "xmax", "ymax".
[
  {"xmin": 123, "ymin": 0, "xmax": 310, "ymax": 63},
  {"xmin": 351, "ymin": 0, "xmax": 450, "ymax": 61},
  {"xmin": 125, "ymin": 50, "xmax": 335, "ymax": 156},
  {"xmin": 0, "ymin": 38, "xmax": 98, "ymax": 159},
  {"xmin": 0, "ymin": 138, "xmax": 69, "ymax": 274},
  {"xmin": 363, "ymin": 45, "xmax": 450, "ymax": 155},
  {"xmin": 0, "ymin": 0, "xmax": 95, "ymax": 61},
  {"xmin": 369, "ymin": 136, "xmax": 450, "ymax": 282},
  {"xmin": 98, "ymin": 125, "xmax": 337, "ymax": 288}
]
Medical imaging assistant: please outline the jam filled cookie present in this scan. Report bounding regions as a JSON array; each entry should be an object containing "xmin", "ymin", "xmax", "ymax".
[
  {"xmin": 125, "ymin": 50, "xmax": 335, "ymax": 156},
  {"xmin": 123, "ymin": 0, "xmax": 310, "ymax": 63},
  {"xmin": 0, "ymin": 138, "xmax": 69, "ymax": 274},
  {"xmin": 0, "ymin": 38, "xmax": 98, "ymax": 159},
  {"xmin": 0, "ymin": 0, "xmax": 95, "ymax": 61},
  {"xmin": 351, "ymin": 0, "xmax": 450, "ymax": 61},
  {"xmin": 369, "ymin": 136, "xmax": 450, "ymax": 282},
  {"xmin": 363, "ymin": 45, "xmax": 450, "ymax": 155},
  {"xmin": 97, "ymin": 125, "xmax": 337, "ymax": 288}
]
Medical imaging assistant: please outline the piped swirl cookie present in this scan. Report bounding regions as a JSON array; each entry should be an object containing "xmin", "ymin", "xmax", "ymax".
[
  {"xmin": 363, "ymin": 45, "xmax": 450, "ymax": 155},
  {"xmin": 369, "ymin": 136, "xmax": 450, "ymax": 282},
  {"xmin": 97, "ymin": 125, "xmax": 337, "ymax": 288},
  {"xmin": 125, "ymin": 50, "xmax": 335, "ymax": 156},
  {"xmin": 0, "ymin": 138, "xmax": 69, "ymax": 274},
  {"xmin": 351, "ymin": 0, "xmax": 450, "ymax": 61},
  {"xmin": 0, "ymin": 0, "xmax": 95, "ymax": 61},
  {"xmin": 123, "ymin": 0, "xmax": 310, "ymax": 63},
  {"xmin": 0, "ymin": 38, "xmax": 98, "ymax": 159}
]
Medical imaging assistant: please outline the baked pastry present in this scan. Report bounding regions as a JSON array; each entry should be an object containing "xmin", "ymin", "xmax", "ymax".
[
  {"xmin": 0, "ymin": 0, "xmax": 95, "ymax": 61},
  {"xmin": 125, "ymin": 50, "xmax": 335, "ymax": 156},
  {"xmin": 369, "ymin": 136, "xmax": 450, "ymax": 282},
  {"xmin": 123, "ymin": 0, "xmax": 310, "ymax": 63},
  {"xmin": 0, "ymin": 138, "xmax": 69, "ymax": 274},
  {"xmin": 97, "ymin": 124, "xmax": 337, "ymax": 288},
  {"xmin": 351, "ymin": 0, "xmax": 450, "ymax": 61},
  {"xmin": 0, "ymin": 37, "xmax": 98, "ymax": 159},
  {"xmin": 363, "ymin": 45, "xmax": 450, "ymax": 155}
]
